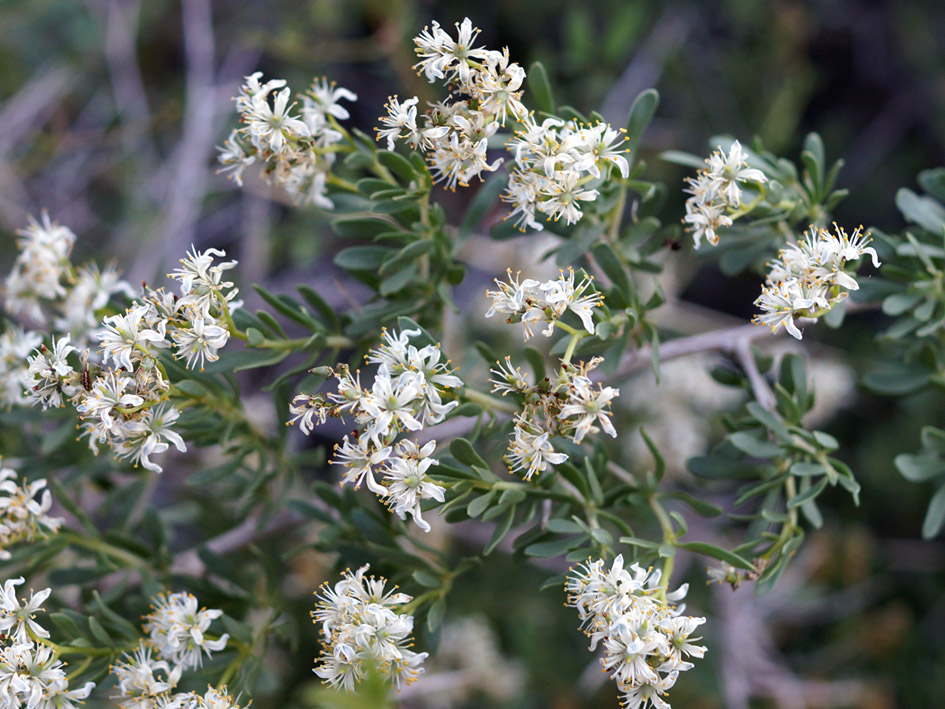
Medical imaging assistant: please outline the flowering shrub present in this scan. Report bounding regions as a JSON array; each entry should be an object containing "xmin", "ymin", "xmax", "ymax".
[{"xmin": 1, "ymin": 13, "xmax": 944, "ymax": 709}]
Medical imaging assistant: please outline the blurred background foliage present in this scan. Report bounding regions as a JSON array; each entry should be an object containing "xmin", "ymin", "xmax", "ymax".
[{"xmin": 2, "ymin": 0, "xmax": 945, "ymax": 707}]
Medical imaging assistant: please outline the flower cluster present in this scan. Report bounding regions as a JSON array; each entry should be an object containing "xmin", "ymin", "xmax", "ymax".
[
  {"xmin": 565, "ymin": 556, "xmax": 706, "ymax": 709},
  {"xmin": 0, "ymin": 463, "xmax": 63, "ymax": 560},
  {"xmin": 490, "ymin": 356, "xmax": 618, "ymax": 480},
  {"xmin": 504, "ymin": 116, "xmax": 630, "ymax": 230},
  {"xmin": 379, "ymin": 18, "xmax": 629, "ymax": 227},
  {"xmin": 2, "ymin": 212, "xmax": 133, "ymax": 345},
  {"xmin": 0, "ymin": 327, "xmax": 42, "ymax": 408},
  {"xmin": 378, "ymin": 19, "xmax": 522, "ymax": 189},
  {"xmin": 219, "ymin": 73, "xmax": 356, "ymax": 208},
  {"xmin": 312, "ymin": 564, "xmax": 426, "ymax": 692},
  {"xmin": 485, "ymin": 268, "xmax": 603, "ymax": 340},
  {"xmin": 111, "ymin": 592, "xmax": 233, "ymax": 709},
  {"xmin": 22, "ymin": 246, "xmax": 239, "ymax": 473},
  {"xmin": 683, "ymin": 140, "xmax": 767, "ymax": 247},
  {"xmin": 753, "ymin": 224, "xmax": 881, "ymax": 339},
  {"xmin": 0, "ymin": 579, "xmax": 95, "ymax": 708},
  {"xmin": 143, "ymin": 592, "xmax": 230, "ymax": 670},
  {"xmin": 289, "ymin": 329, "xmax": 461, "ymax": 531}
]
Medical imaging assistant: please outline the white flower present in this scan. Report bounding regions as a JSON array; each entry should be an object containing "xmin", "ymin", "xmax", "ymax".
[
  {"xmin": 167, "ymin": 246, "xmax": 239, "ymax": 318},
  {"xmin": 0, "ymin": 578, "xmax": 51, "ymax": 644},
  {"xmin": 112, "ymin": 642, "xmax": 183, "ymax": 703},
  {"xmin": 0, "ymin": 467, "xmax": 63, "ymax": 559},
  {"xmin": 704, "ymin": 140, "xmax": 767, "ymax": 207},
  {"xmin": 312, "ymin": 564, "xmax": 426, "ymax": 692},
  {"xmin": 97, "ymin": 303, "xmax": 168, "ymax": 372},
  {"xmin": 25, "ymin": 336, "xmax": 79, "ymax": 410},
  {"xmin": 558, "ymin": 377, "xmax": 619, "ymax": 443},
  {"xmin": 360, "ymin": 365, "xmax": 423, "ymax": 445},
  {"xmin": 382, "ymin": 439, "xmax": 445, "ymax": 532},
  {"xmin": 244, "ymin": 86, "xmax": 310, "ymax": 153},
  {"xmin": 172, "ymin": 316, "xmax": 230, "ymax": 370},
  {"xmin": 506, "ymin": 416, "xmax": 568, "ymax": 480},
  {"xmin": 77, "ymin": 370, "xmax": 143, "ymax": 433},
  {"xmin": 304, "ymin": 78, "xmax": 357, "ymax": 122},
  {"xmin": 112, "ymin": 403, "xmax": 187, "ymax": 474},
  {"xmin": 288, "ymin": 394, "xmax": 330, "ymax": 435},
  {"xmin": 331, "ymin": 435, "xmax": 391, "ymax": 496},
  {"xmin": 144, "ymin": 592, "xmax": 229, "ymax": 670},
  {"xmin": 566, "ymin": 556, "xmax": 705, "ymax": 709},
  {"xmin": 217, "ymin": 129, "xmax": 256, "ymax": 186}
]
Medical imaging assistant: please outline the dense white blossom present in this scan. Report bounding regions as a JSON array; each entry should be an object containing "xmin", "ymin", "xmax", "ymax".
[
  {"xmin": 143, "ymin": 592, "xmax": 229, "ymax": 670},
  {"xmin": 683, "ymin": 140, "xmax": 767, "ymax": 247},
  {"xmin": 220, "ymin": 72, "xmax": 356, "ymax": 207},
  {"xmin": 566, "ymin": 555, "xmax": 705, "ymax": 709},
  {"xmin": 0, "ymin": 465, "xmax": 63, "ymax": 559},
  {"xmin": 290, "ymin": 330, "xmax": 461, "ymax": 532},
  {"xmin": 753, "ymin": 224, "xmax": 880, "ymax": 339},
  {"xmin": 312, "ymin": 564, "xmax": 426, "ymax": 692},
  {"xmin": 486, "ymin": 268, "xmax": 602, "ymax": 340}
]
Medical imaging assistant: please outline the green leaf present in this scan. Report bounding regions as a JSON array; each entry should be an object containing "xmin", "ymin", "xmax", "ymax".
[
  {"xmin": 862, "ymin": 367, "xmax": 931, "ymax": 396},
  {"xmin": 592, "ymin": 242, "xmax": 632, "ymax": 305},
  {"xmin": 675, "ymin": 541, "xmax": 754, "ymax": 570},
  {"xmin": 801, "ymin": 132, "xmax": 826, "ymax": 197},
  {"xmin": 658, "ymin": 150, "xmax": 706, "ymax": 169},
  {"xmin": 787, "ymin": 476, "xmax": 828, "ymax": 508},
  {"xmin": 377, "ymin": 151, "xmax": 416, "ymax": 183},
  {"xmin": 484, "ymin": 507, "xmax": 516, "ymax": 556},
  {"xmin": 331, "ymin": 216, "xmax": 391, "ymax": 240},
  {"xmin": 87, "ymin": 617, "xmax": 113, "ymax": 646},
  {"xmin": 92, "ymin": 591, "xmax": 139, "ymax": 640},
  {"xmin": 527, "ymin": 61, "xmax": 555, "ymax": 115},
  {"xmin": 252, "ymin": 286, "xmax": 321, "ymax": 330},
  {"xmin": 896, "ymin": 188, "xmax": 945, "ymax": 234},
  {"xmin": 896, "ymin": 453, "xmax": 945, "ymax": 482},
  {"xmin": 922, "ymin": 484, "xmax": 945, "ymax": 539},
  {"xmin": 524, "ymin": 536, "xmax": 581, "ymax": 558},
  {"xmin": 297, "ymin": 285, "xmax": 340, "ymax": 331},
  {"xmin": 728, "ymin": 431, "xmax": 783, "ymax": 459},
  {"xmin": 50, "ymin": 479, "xmax": 97, "ymax": 534},
  {"xmin": 459, "ymin": 173, "xmax": 508, "ymax": 242},
  {"xmin": 639, "ymin": 427, "xmax": 665, "ymax": 483},
  {"xmin": 746, "ymin": 402, "xmax": 792, "ymax": 442},
  {"xmin": 882, "ymin": 292, "xmax": 924, "ymax": 316},
  {"xmin": 662, "ymin": 491, "xmax": 722, "ymax": 517},
  {"xmin": 688, "ymin": 455, "xmax": 763, "ymax": 479},
  {"xmin": 790, "ymin": 462, "xmax": 829, "ymax": 476},
  {"xmin": 918, "ymin": 167, "xmax": 945, "ymax": 203},
  {"xmin": 450, "ymin": 438, "xmax": 489, "ymax": 471},
  {"xmin": 379, "ymin": 262, "xmax": 418, "ymax": 296},
  {"xmin": 412, "ymin": 570, "xmax": 440, "ymax": 588},
  {"xmin": 48, "ymin": 612, "xmax": 83, "ymax": 640},
  {"xmin": 467, "ymin": 490, "xmax": 496, "ymax": 518},
  {"xmin": 426, "ymin": 598, "xmax": 446, "ymax": 632},
  {"xmin": 523, "ymin": 347, "xmax": 546, "ymax": 380},
  {"xmin": 625, "ymin": 89, "xmax": 660, "ymax": 166},
  {"xmin": 333, "ymin": 245, "xmax": 394, "ymax": 271}
]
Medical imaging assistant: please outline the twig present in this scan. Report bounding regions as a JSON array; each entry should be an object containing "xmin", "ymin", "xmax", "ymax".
[{"xmin": 734, "ymin": 338, "xmax": 777, "ymax": 411}]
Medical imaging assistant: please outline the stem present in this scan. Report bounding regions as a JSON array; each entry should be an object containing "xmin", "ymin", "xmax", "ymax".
[
  {"xmin": 66, "ymin": 655, "xmax": 93, "ymax": 681},
  {"xmin": 607, "ymin": 186, "xmax": 627, "ymax": 242},
  {"xmin": 562, "ymin": 331, "xmax": 584, "ymax": 365},
  {"xmin": 463, "ymin": 386, "xmax": 520, "ymax": 415},
  {"xmin": 647, "ymin": 494, "xmax": 676, "ymax": 601},
  {"xmin": 59, "ymin": 531, "xmax": 148, "ymax": 569}
]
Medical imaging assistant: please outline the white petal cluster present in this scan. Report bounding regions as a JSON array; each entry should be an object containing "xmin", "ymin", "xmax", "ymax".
[
  {"xmin": 0, "ymin": 465, "xmax": 63, "ymax": 560},
  {"xmin": 490, "ymin": 357, "xmax": 618, "ymax": 480},
  {"xmin": 143, "ymin": 592, "xmax": 229, "ymax": 671},
  {"xmin": 219, "ymin": 72, "xmax": 356, "ymax": 208},
  {"xmin": 377, "ymin": 19, "xmax": 523, "ymax": 190},
  {"xmin": 485, "ymin": 268, "xmax": 602, "ymax": 340},
  {"xmin": 504, "ymin": 117, "xmax": 629, "ymax": 230},
  {"xmin": 111, "ymin": 642, "xmax": 183, "ymax": 708},
  {"xmin": 2, "ymin": 212, "xmax": 132, "ymax": 345},
  {"xmin": 566, "ymin": 555, "xmax": 705, "ymax": 709},
  {"xmin": 683, "ymin": 140, "xmax": 767, "ymax": 247},
  {"xmin": 289, "ymin": 329, "xmax": 459, "ymax": 532},
  {"xmin": 0, "ymin": 327, "xmax": 43, "ymax": 408},
  {"xmin": 0, "ymin": 582, "xmax": 95, "ymax": 708},
  {"xmin": 753, "ymin": 224, "xmax": 880, "ymax": 339},
  {"xmin": 3, "ymin": 212, "xmax": 76, "ymax": 324},
  {"xmin": 51, "ymin": 246, "xmax": 238, "ymax": 473},
  {"xmin": 312, "ymin": 564, "xmax": 427, "ymax": 692}
]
